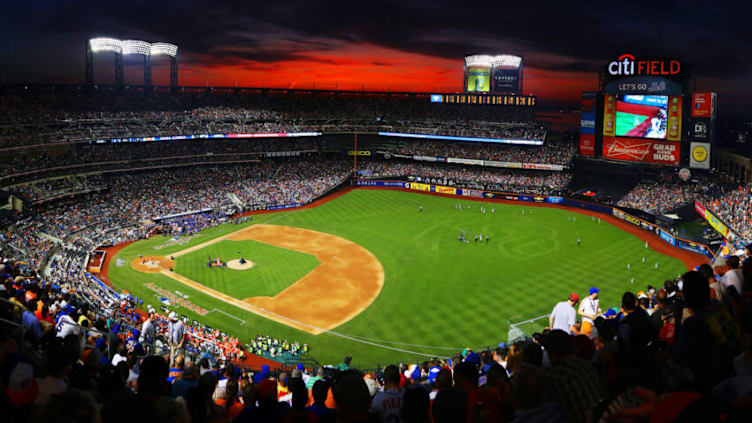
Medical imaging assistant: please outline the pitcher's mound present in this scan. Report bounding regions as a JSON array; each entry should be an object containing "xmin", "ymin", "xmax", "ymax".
[{"xmin": 227, "ymin": 259, "xmax": 255, "ymax": 270}]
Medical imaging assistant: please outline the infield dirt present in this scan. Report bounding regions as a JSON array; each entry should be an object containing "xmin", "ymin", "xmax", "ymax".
[{"xmin": 131, "ymin": 224, "xmax": 384, "ymax": 334}]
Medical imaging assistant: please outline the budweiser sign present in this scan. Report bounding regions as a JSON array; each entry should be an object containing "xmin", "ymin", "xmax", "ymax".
[
  {"xmin": 607, "ymin": 139, "xmax": 651, "ymax": 160},
  {"xmin": 602, "ymin": 136, "xmax": 679, "ymax": 165}
]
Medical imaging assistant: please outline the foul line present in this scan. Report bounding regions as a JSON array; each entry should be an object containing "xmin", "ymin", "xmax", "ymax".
[{"xmin": 208, "ymin": 308, "xmax": 246, "ymax": 326}]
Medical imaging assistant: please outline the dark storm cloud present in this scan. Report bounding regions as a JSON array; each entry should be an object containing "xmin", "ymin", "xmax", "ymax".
[{"xmin": 1, "ymin": 0, "xmax": 750, "ymax": 95}]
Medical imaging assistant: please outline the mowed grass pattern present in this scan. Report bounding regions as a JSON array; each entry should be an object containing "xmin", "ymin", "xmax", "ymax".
[
  {"xmin": 175, "ymin": 240, "xmax": 320, "ymax": 299},
  {"xmin": 109, "ymin": 189, "xmax": 688, "ymax": 366}
]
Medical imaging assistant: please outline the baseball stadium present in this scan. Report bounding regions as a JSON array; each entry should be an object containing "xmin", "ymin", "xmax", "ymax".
[{"xmin": 1, "ymin": 29, "xmax": 751, "ymax": 423}]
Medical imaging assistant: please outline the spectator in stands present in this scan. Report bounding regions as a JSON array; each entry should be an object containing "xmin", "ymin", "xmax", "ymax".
[
  {"xmin": 234, "ymin": 378, "xmax": 287, "ymax": 423},
  {"xmin": 453, "ymin": 361, "xmax": 503, "ymax": 422},
  {"xmin": 167, "ymin": 355, "xmax": 184, "ymax": 384},
  {"xmin": 550, "ymin": 293, "xmax": 580, "ymax": 335},
  {"xmin": 511, "ymin": 363, "xmax": 568, "ymax": 421},
  {"xmin": 677, "ymin": 271, "xmax": 744, "ymax": 393},
  {"xmin": 543, "ymin": 329, "xmax": 606, "ymax": 423},
  {"xmin": 371, "ymin": 365, "xmax": 403, "ymax": 422},
  {"xmin": 723, "ymin": 255, "xmax": 744, "ymax": 296},
  {"xmin": 167, "ymin": 312, "xmax": 185, "ymax": 366},
  {"xmin": 617, "ymin": 291, "xmax": 653, "ymax": 368},
  {"xmin": 307, "ymin": 379, "xmax": 334, "ymax": 419},
  {"xmin": 283, "ymin": 377, "xmax": 318, "ymax": 422},
  {"xmin": 21, "ymin": 300, "xmax": 43, "ymax": 342},
  {"xmin": 217, "ymin": 379, "xmax": 243, "ymax": 420},
  {"xmin": 172, "ymin": 361, "xmax": 199, "ymax": 399},
  {"xmin": 325, "ymin": 370, "xmax": 374, "ymax": 423},
  {"xmin": 649, "ymin": 289, "xmax": 672, "ymax": 338},
  {"xmin": 578, "ymin": 287, "xmax": 602, "ymax": 338},
  {"xmin": 141, "ymin": 311, "xmax": 155, "ymax": 354},
  {"xmin": 400, "ymin": 385, "xmax": 430, "ymax": 423},
  {"xmin": 34, "ymin": 347, "xmax": 71, "ymax": 407}
]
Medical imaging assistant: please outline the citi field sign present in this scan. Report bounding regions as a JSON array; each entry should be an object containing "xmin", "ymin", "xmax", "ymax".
[{"xmin": 608, "ymin": 54, "xmax": 681, "ymax": 76}]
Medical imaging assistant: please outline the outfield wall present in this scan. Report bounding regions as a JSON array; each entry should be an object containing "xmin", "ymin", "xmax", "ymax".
[{"xmin": 354, "ymin": 179, "xmax": 714, "ymax": 259}]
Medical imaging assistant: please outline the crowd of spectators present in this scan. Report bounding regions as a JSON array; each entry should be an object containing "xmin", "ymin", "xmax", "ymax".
[
  {"xmin": 358, "ymin": 159, "xmax": 572, "ymax": 193},
  {"xmin": 3, "ymin": 236, "xmax": 752, "ymax": 422},
  {"xmin": 0, "ymin": 91, "xmax": 538, "ymax": 148},
  {"xmin": 389, "ymin": 133, "xmax": 575, "ymax": 166},
  {"xmin": 617, "ymin": 171, "xmax": 727, "ymax": 215},
  {"xmin": 1, "ymin": 158, "xmax": 352, "ymax": 270},
  {"xmin": 707, "ymin": 182, "xmax": 752, "ymax": 241}
]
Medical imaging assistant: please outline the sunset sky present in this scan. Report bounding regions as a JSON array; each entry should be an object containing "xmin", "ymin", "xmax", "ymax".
[{"xmin": 1, "ymin": 1, "xmax": 750, "ymax": 112}]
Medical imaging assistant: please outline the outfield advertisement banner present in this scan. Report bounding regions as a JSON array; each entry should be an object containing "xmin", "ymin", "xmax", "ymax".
[
  {"xmin": 435, "ymin": 186, "xmax": 457, "ymax": 195},
  {"xmin": 522, "ymin": 163, "xmax": 564, "ymax": 171},
  {"xmin": 410, "ymin": 182, "xmax": 432, "ymax": 192},
  {"xmin": 660, "ymin": 229, "xmax": 676, "ymax": 246},
  {"xmin": 485, "ymin": 160, "xmax": 523, "ymax": 169},
  {"xmin": 354, "ymin": 180, "xmax": 409, "ymax": 188},
  {"xmin": 267, "ymin": 203, "xmax": 303, "ymax": 210},
  {"xmin": 413, "ymin": 155, "xmax": 439, "ymax": 162},
  {"xmin": 448, "ymin": 158, "xmax": 485, "ymax": 166}
]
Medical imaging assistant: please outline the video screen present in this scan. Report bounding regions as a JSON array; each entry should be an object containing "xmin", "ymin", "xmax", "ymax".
[
  {"xmin": 466, "ymin": 67, "xmax": 490, "ymax": 92},
  {"xmin": 615, "ymin": 95, "xmax": 668, "ymax": 139}
]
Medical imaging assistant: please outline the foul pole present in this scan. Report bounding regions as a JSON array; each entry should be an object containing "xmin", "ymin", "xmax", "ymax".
[{"xmin": 353, "ymin": 132, "xmax": 358, "ymax": 183}]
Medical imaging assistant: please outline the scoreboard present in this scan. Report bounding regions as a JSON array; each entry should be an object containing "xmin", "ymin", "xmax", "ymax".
[{"xmin": 431, "ymin": 93, "xmax": 536, "ymax": 106}]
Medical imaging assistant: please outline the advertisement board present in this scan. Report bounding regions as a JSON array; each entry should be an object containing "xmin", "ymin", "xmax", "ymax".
[
  {"xmin": 466, "ymin": 67, "xmax": 490, "ymax": 92},
  {"xmin": 410, "ymin": 182, "xmax": 431, "ymax": 192},
  {"xmin": 579, "ymin": 134, "xmax": 595, "ymax": 157},
  {"xmin": 435, "ymin": 186, "xmax": 457, "ymax": 195},
  {"xmin": 689, "ymin": 142, "xmax": 710, "ymax": 169},
  {"xmin": 355, "ymin": 180, "xmax": 409, "ymax": 188},
  {"xmin": 602, "ymin": 136, "xmax": 680, "ymax": 165},
  {"xmin": 580, "ymin": 93, "xmax": 596, "ymax": 135},
  {"xmin": 691, "ymin": 93, "xmax": 714, "ymax": 117},
  {"xmin": 660, "ymin": 229, "xmax": 676, "ymax": 246},
  {"xmin": 603, "ymin": 94, "xmax": 617, "ymax": 136},
  {"xmin": 433, "ymin": 94, "xmax": 536, "ymax": 106},
  {"xmin": 690, "ymin": 117, "xmax": 711, "ymax": 141},
  {"xmin": 666, "ymin": 96, "xmax": 683, "ymax": 141},
  {"xmin": 492, "ymin": 68, "xmax": 520, "ymax": 94}
]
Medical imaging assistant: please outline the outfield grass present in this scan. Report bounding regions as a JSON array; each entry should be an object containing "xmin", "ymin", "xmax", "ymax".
[
  {"xmin": 109, "ymin": 189, "xmax": 688, "ymax": 367},
  {"xmin": 175, "ymin": 239, "xmax": 320, "ymax": 299}
]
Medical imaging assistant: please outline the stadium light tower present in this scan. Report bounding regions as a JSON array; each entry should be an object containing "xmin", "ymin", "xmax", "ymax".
[{"xmin": 86, "ymin": 38, "xmax": 179, "ymax": 89}]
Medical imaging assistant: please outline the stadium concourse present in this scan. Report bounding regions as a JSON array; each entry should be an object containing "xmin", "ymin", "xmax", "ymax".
[{"xmin": 1, "ymin": 91, "xmax": 751, "ymax": 422}]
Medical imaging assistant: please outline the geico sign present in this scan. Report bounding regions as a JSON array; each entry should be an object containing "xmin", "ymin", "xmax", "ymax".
[{"xmin": 608, "ymin": 54, "xmax": 680, "ymax": 76}]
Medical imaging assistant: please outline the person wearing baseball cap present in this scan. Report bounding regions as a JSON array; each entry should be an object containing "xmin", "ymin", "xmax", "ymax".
[
  {"xmin": 167, "ymin": 311, "xmax": 185, "ymax": 366},
  {"xmin": 578, "ymin": 287, "xmax": 602, "ymax": 338},
  {"xmin": 549, "ymin": 293, "xmax": 581, "ymax": 335}
]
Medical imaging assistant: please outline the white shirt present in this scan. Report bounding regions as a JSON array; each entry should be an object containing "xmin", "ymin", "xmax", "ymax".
[
  {"xmin": 578, "ymin": 296, "xmax": 600, "ymax": 324},
  {"xmin": 551, "ymin": 301, "xmax": 577, "ymax": 334},
  {"xmin": 168, "ymin": 320, "xmax": 185, "ymax": 345},
  {"xmin": 371, "ymin": 388, "xmax": 404, "ymax": 423},
  {"xmin": 56, "ymin": 314, "xmax": 80, "ymax": 338},
  {"xmin": 722, "ymin": 269, "xmax": 743, "ymax": 295},
  {"xmin": 141, "ymin": 318, "xmax": 155, "ymax": 344}
]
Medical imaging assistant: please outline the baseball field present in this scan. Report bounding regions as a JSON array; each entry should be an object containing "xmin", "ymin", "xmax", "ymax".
[{"xmin": 107, "ymin": 188, "xmax": 694, "ymax": 367}]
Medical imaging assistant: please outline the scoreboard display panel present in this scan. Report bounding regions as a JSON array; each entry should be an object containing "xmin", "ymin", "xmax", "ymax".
[{"xmin": 431, "ymin": 94, "xmax": 536, "ymax": 106}]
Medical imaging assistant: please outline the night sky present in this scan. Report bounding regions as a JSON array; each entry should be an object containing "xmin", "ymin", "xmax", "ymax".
[{"xmin": 1, "ymin": 1, "xmax": 750, "ymax": 113}]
